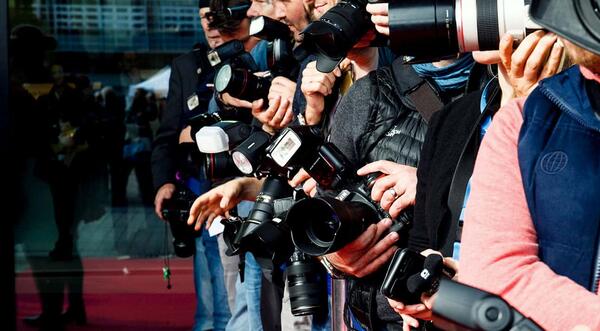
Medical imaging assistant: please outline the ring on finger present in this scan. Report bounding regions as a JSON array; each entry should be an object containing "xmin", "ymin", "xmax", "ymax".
[{"xmin": 386, "ymin": 188, "xmax": 398, "ymax": 199}]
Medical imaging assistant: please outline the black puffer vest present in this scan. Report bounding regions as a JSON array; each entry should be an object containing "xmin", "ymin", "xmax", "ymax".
[
  {"xmin": 345, "ymin": 60, "xmax": 442, "ymax": 331},
  {"xmin": 357, "ymin": 64, "xmax": 429, "ymax": 167}
]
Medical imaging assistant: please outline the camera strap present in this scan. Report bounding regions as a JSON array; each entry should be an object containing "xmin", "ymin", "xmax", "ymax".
[
  {"xmin": 445, "ymin": 79, "xmax": 501, "ymax": 254},
  {"xmin": 390, "ymin": 59, "xmax": 444, "ymax": 123}
]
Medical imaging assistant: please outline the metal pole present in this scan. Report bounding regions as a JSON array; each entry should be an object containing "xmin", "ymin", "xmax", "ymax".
[{"xmin": 331, "ymin": 278, "xmax": 348, "ymax": 331}]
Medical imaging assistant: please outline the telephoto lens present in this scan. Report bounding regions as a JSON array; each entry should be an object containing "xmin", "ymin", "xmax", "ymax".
[
  {"xmin": 388, "ymin": 0, "xmax": 539, "ymax": 57},
  {"xmin": 162, "ymin": 187, "xmax": 200, "ymax": 258},
  {"xmin": 301, "ymin": 0, "xmax": 373, "ymax": 72},
  {"xmin": 432, "ymin": 279, "xmax": 543, "ymax": 331},
  {"xmin": 287, "ymin": 249, "xmax": 328, "ymax": 316},
  {"xmin": 223, "ymin": 175, "xmax": 294, "ymax": 257},
  {"xmin": 214, "ymin": 64, "xmax": 271, "ymax": 102}
]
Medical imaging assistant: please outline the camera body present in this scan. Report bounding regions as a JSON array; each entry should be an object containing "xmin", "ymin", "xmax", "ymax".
[
  {"xmin": 162, "ymin": 186, "xmax": 199, "ymax": 258},
  {"xmin": 381, "ymin": 248, "xmax": 456, "ymax": 304}
]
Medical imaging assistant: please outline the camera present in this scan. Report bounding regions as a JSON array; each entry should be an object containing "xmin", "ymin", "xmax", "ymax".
[
  {"xmin": 249, "ymin": 16, "xmax": 301, "ymax": 79},
  {"xmin": 380, "ymin": 248, "xmax": 456, "ymax": 304},
  {"xmin": 162, "ymin": 186, "xmax": 199, "ymax": 258},
  {"xmin": 286, "ymin": 169, "xmax": 413, "ymax": 256},
  {"xmin": 301, "ymin": 0, "xmax": 376, "ymax": 73},
  {"xmin": 215, "ymin": 64, "xmax": 272, "ymax": 102},
  {"xmin": 432, "ymin": 279, "xmax": 543, "ymax": 331},
  {"xmin": 193, "ymin": 120, "xmax": 252, "ymax": 181},
  {"xmin": 388, "ymin": 0, "xmax": 541, "ymax": 57}
]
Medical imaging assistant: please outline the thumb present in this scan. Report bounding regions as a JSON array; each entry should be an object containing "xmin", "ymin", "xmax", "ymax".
[{"xmin": 220, "ymin": 195, "xmax": 230, "ymax": 209}]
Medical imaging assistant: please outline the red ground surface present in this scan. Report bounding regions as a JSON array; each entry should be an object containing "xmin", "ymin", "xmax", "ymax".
[{"xmin": 16, "ymin": 258, "xmax": 197, "ymax": 330}]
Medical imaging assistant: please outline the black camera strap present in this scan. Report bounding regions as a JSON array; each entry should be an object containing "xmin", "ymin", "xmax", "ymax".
[
  {"xmin": 445, "ymin": 79, "xmax": 500, "ymax": 254},
  {"xmin": 390, "ymin": 58, "xmax": 444, "ymax": 123}
]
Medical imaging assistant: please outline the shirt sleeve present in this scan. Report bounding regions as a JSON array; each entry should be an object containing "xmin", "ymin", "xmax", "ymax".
[{"xmin": 459, "ymin": 98, "xmax": 600, "ymax": 330}]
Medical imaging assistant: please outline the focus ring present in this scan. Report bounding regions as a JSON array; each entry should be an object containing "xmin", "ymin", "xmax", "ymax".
[{"xmin": 476, "ymin": 0, "xmax": 500, "ymax": 51}]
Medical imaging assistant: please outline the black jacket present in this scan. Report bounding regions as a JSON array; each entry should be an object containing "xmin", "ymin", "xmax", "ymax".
[
  {"xmin": 409, "ymin": 79, "xmax": 500, "ymax": 256},
  {"xmin": 151, "ymin": 47, "xmax": 211, "ymax": 191}
]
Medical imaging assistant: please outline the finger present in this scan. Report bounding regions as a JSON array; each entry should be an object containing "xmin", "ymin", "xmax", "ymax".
[
  {"xmin": 443, "ymin": 257, "xmax": 460, "ymax": 274},
  {"xmin": 396, "ymin": 304, "xmax": 428, "ymax": 315},
  {"xmin": 356, "ymin": 244, "xmax": 398, "ymax": 277},
  {"xmin": 301, "ymin": 72, "xmax": 336, "ymax": 91},
  {"xmin": 188, "ymin": 196, "xmax": 206, "ymax": 225},
  {"xmin": 194, "ymin": 208, "xmax": 208, "ymax": 231},
  {"xmin": 400, "ymin": 314, "xmax": 420, "ymax": 331},
  {"xmin": 524, "ymin": 33, "xmax": 558, "ymax": 82},
  {"xmin": 302, "ymin": 178, "xmax": 317, "ymax": 196},
  {"xmin": 269, "ymin": 98, "xmax": 290, "ymax": 127},
  {"xmin": 289, "ymin": 169, "xmax": 310, "ymax": 187},
  {"xmin": 366, "ymin": 3, "xmax": 389, "ymax": 15},
  {"xmin": 371, "ymin": 175, "xmax": 402, "ymax": 202},
  {"xmin": 353, "ymin": 232, "xmax": 400, "ymax": 276},
  {"xmin": 387, "ymin": 298, "xmax": 405, "ymax": 311},
  {"xmin": 389, "ymin": 194, "xmax": 415, "ymax": 219},
  {"xmin": 498, "ymin": 34, "xmax": 514, "ymax": 72},
  {"xmin": 281, "ymin": 107, "xmax": 295, "ymax": 127},
  {"xmin": 539, "ymin": 40, "xmax": 564, "ymax": 79},
  {"xmin": 155, "ymin": 198, "xmax": 165, "ymax": 221},
  {"xmin": 342, "ymin": 222, "xmax": 380, "ymax": 252},
  {"xmin": 205, "ymin": 212, "xmax": 219, "ymax": 230},
  {"xmin": 301, "ymin": 81, "xmax": 331, "ymax": 96},
  {"xmin": 357, "ymin": 160, "xmax": 398, "ymax": 176},
  {"xmin": 510, "ymin": 30, "xmax": 545, "ymax": 79},
  {"xmin": 370, "ymin": 14, "xmax": 389, "ymax": 27},
  {"xmin": 374, "ymin": 25, "xmax": 390, "ymax": 36}
]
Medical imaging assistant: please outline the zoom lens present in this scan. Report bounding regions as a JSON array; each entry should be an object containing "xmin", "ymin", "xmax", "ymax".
[{"xmin": 388, "ymin": 0, "xmax": 538, "ymax": 57}]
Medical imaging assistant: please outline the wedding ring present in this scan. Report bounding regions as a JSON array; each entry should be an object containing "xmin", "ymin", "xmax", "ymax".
[{"xmin": 386, "ymin": 188, "xmax": 398, "ymax": 199}]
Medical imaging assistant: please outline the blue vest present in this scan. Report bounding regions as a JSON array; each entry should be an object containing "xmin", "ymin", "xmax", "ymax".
[{"xmin": 518, "ymin": 65, "xmax": 600, "ymax": 291}]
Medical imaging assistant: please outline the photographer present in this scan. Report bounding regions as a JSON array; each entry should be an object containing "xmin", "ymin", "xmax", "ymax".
[
  {"xmin": 151, "ymin": 1, "xmax": 254, "ymax": 330},
  {"xmin": 456, "ymin": 0, "xmax": 600, "ymax": 329},
  {"xmin": 358, "ymin": 31, "xmax": 564, "ymax": 330}
]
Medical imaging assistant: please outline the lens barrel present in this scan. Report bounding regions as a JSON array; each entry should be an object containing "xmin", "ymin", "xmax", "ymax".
[
  {"xmin": 287, "ymin": 196, "xmax": 379, "ymax": 256},
  {"xmin": 287, "ymin": 250, "xmax": 328, "ymax": 316}
]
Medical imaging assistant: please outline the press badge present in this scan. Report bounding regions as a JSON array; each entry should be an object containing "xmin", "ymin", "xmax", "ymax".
[{"xmin": 187, "ymin": 94, "xmax": 200, "ymax": 111}]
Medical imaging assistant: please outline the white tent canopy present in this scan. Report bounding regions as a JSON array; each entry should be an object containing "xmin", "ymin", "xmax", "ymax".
[{"xmin": 128, "ymin": 66, "xmax": 171, "ymax": 99}]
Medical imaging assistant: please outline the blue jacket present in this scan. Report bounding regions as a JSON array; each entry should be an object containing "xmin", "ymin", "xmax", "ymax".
[{"xmin": 518, "ymin": 65, "xmax": 600, "ymax": 291}]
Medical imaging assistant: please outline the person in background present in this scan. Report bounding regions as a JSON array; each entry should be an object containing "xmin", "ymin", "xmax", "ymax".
[{"xmin": 151, "ymin": 1, "xmax": 231, "ymax": 330}]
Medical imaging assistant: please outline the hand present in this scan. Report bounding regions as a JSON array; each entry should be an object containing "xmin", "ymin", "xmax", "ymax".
[
  {"xmin": 221, "ymin": 92, "xmax": 254, "ymax": 109},
  {"xmin": 386, "ymin": 250, "xmax": 459, "ymax": 331},
  {"xmin": 301, "ymin": 61, "xmax": 342, "ymax": 125},
  {"xmin": 325, "ymin": 218, "xmax": 400, "ymax": 277},
  {"xmin": 498, "ymin": 31, "xmax": 564, "ymax": 105},
  {"xmin": 268, "ymin": 76, "xmax": 296, "ymax": 104},
  {"xmin": 289, "ymin": 169, "xmax": 318, "ymax": 197},
  {"xmin": 186, "ymin": 177, "xmax": 262, "ymax": 231},
  {"xmin": 252, "ymin": 96, "xmax": 294, "ymax": 133},
  {"xmin": 154, "ymin": 183, "xmax": 176, "ymax": 221},
  {"xmin": 366, "ymin": 3, "xmax": 389, "ymax": 36},
  {"xmin": 357, "ymin": 161, "xmax": 417, "ymax": 218}
]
